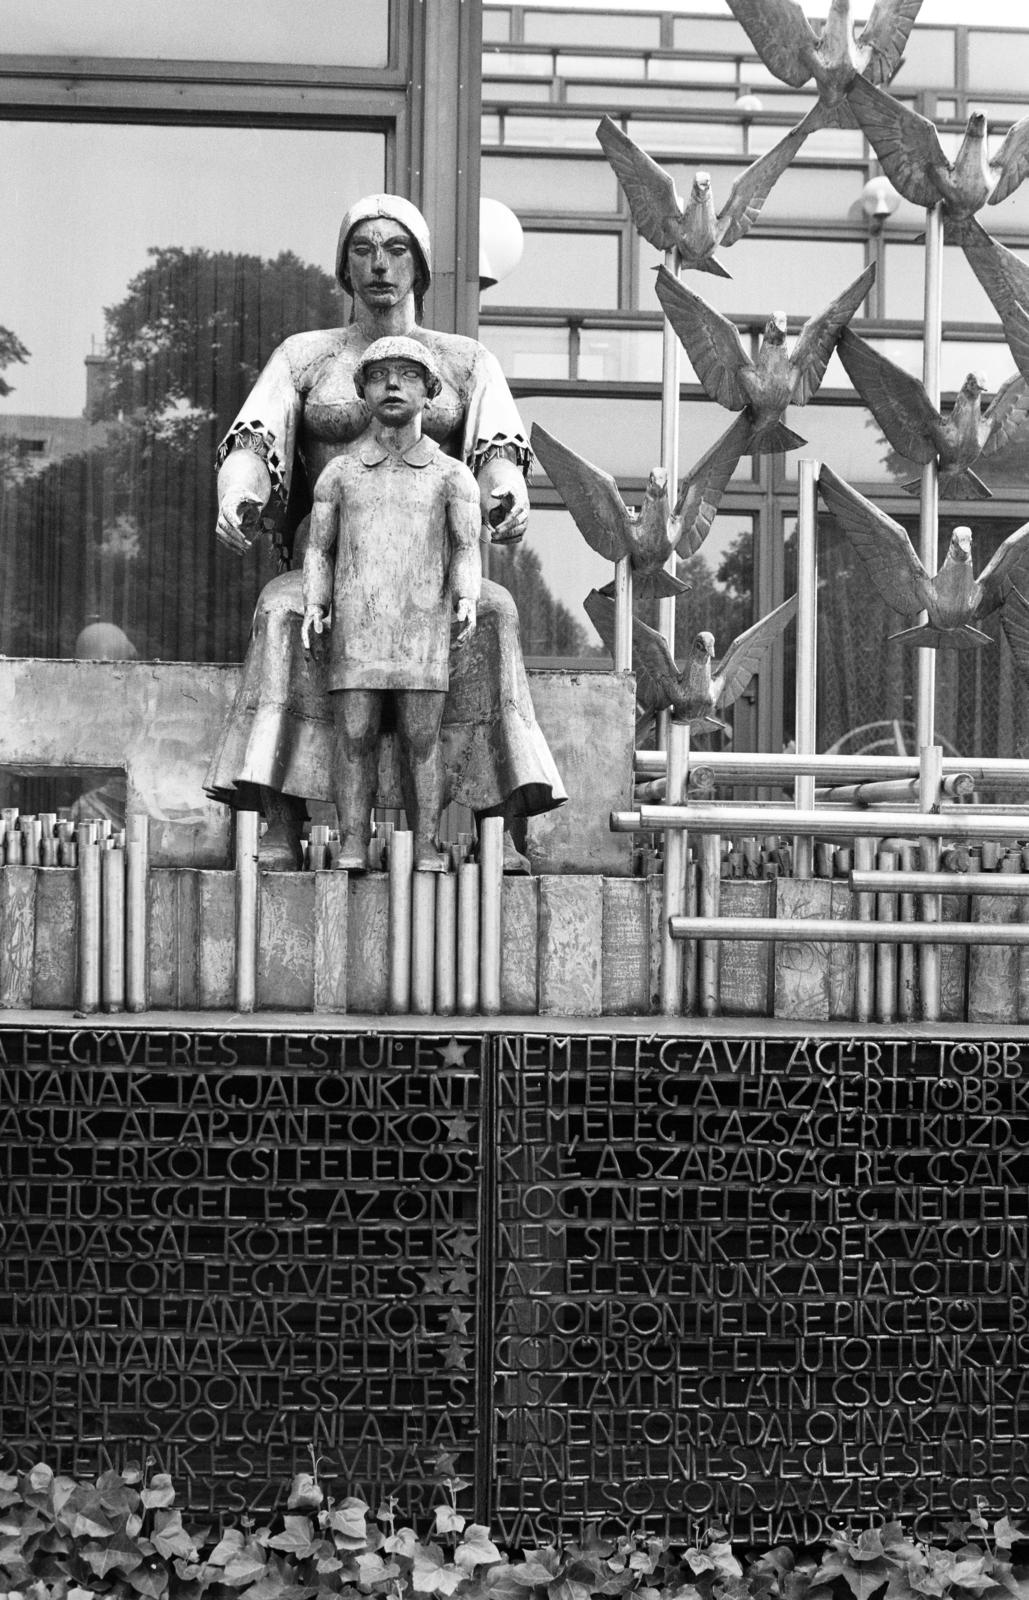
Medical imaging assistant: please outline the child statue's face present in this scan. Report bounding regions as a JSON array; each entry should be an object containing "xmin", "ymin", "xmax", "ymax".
[{"xmin": 362, "ymin": 361, "xmax": 430, "ymax": 428}]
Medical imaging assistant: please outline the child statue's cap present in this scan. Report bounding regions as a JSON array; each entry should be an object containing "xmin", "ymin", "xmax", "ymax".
[
  {"xmin": 354, "ymin": 336, "xmax": 443, "ymax": 400},
  {"xmin": 335, "ymin": 194, "xmax": 432, "ymax": 293}
]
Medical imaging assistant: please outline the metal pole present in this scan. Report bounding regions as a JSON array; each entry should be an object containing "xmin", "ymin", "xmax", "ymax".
[
  {"xmin": 435, "ymin": 871, "xmax": 458, "ymax": 1017},
  {"xmin": 77, "ymin": 827, "xmax": 101, "ymax": 1014},
  {"xmin": 698, "ymin": 831, "xmax": 721, "ymax": 1016},
  {"xmin": 457, "ymin": 861, "xmax": 480, "ymax": 1015},
  {"xmin": 125, "ymin": 813, "xmax": 148, "ymax": 1013},
  {"xmin": 235, "ymin": 810, "xmax": 260, "ymax": 1014},
  {"xmin": 918, "ymin": 204, "xmax": 944, "ymax": 749},
  {"xmin": 478, "ymin": 815, "xmax": 504, "ymax": 1017},
  {"xmin": 388, "ymin": 829, "xmax": 414, "ymax": 1014},
  {"xmin": 657, "ymin": 247, "xmax": 682, "ymax": 752},
  {"xmin": 410, "ymin": 868, "xmax": 437, "ymax": 1016},
  {"xmin": 624, "ymin": 801, "xmax": 1029, "ymax": 841},
  {"xmin": 853, "ymin": 835, "xmax": 875, "ymax": 1022},
  {"xmin": 633, "ymin": 749, "xmax": 1029, "ymax": 787},
  {"xmin": 794, "ymin": 457, "xmax": 819, "ymax": 878},
  {"xmin": 669, "ymin": 915, "xmax": 1029, "ymax": 946},
  {"xmin": 918, "ymin": 742, "xmax": 943, "ymax": 1021},
  {"xmin": 101, "ymin": 842, "xmax": 126, "ymax": 1014},
  {"xmin": 613, "ymin": 555, "xmax": 633, "ymax": 675},
  {"xmin": 660, "ymin": 716, "xmax": 690, "ymax": 1014}
]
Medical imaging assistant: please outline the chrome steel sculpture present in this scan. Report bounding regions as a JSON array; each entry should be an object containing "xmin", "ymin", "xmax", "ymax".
[
  {"xmin": 819, "ymin": 462, "xmax": 1029, "ymax": 647},
  {"xmin": 837, "ymin": 326, "xmax": 1029, "ymax": 500},
  {"xmin": 596, "ymin": 113, "xmax": 809, "ymax": 278},
  {"xmin": 584, "ymin": 588, "xmax": 797, "ymax": 735},
  {"xmin": 656, "ymin": 262, "xmax": 875, "ymax": 453}
]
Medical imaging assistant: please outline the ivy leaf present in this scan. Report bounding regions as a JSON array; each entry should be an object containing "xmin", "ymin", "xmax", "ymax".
[
  {"xmin": 287, "ymin": 1476, "xmax": 324, "ymax": 1514},
  {"xmin": 208, "ymin": 1530, "xmax": 246, "ymax": 1567},
  {"xmin": 240, "ymin": 1580, "xmax": 317, "ymax": 1600},
  {"xmin": 68, "ymin": 1588, "xmax": 98, "ymax": 1600},
  {"xmin": 434, "ymin": 1508, "xmax": 466, "ymax": 1537},
  {"xmin": 127, "ymin": 1560, "xmax": 170, "ymax": 1600},
  {"xmin": 223, "ymin": 1550, "xmax": 271, "ymax": 1587},
  {"xmin": 355, "ymin": 1551, "xmax": 401, "ymax": 1591},
  {"xmin": 265, "ymin": 1519, "xmax": 323, "ymax": 1560},
  {"xmin": 151, "ymin": 1508, "xmax": 198, "ymax": 1560},
  {"xmin": 412, "ymin": 1543, "xmax": 461, "ymax": 1594},
  {"xmin": 548, "ymin": 1580, "xmax": 593, "ymax": 1600},
  {"xmin": 328, "ymin": 1501, "xmax": 371, "ymax": 1551},
  {"xmin": 994, "ymin": 1522, "xmax": 1022, "ymax": 1552},
  {"xmin": 141, "ymin": 1476, "xmax": 176, "ymax": 1511},
  {"xmin": 385, "ymin": 1528, "xmax": 421, "ymax": 1559},
  {"xmin": 455, "ymin": 1527, "xmax": 503, "ymax": 1572},
  {"xmin": 81, "ymin": 1534, "xmax": 146, "ymax": 1577},
  {"xmin": 97, "ymin": 1471, "xmax": 141, "ymax": 1518}
]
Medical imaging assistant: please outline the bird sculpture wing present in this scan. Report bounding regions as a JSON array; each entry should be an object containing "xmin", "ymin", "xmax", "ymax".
[
  {"xmin": 980, "ymin": 372, "xmax": 1029, "ymax": 459},
  {"xmin": 672, "ymin": 414, "xmax": 750, "ymax": 559},
  {"xmin": 847, "ymin": 76, "xmax": 950, "ymax": 210},
  {"xmin": 530, "ymin": 423, "xmax": 631, "ymax": 563},
  {"xmin": 836, "ymin": 326, "xmax": 940, "ymax": 463},
  {"xmin": 582, "ymin": 588, "xmax": 682, "ymax": 714},
  {"xmin": 998, "ymin": 579, "xmax": 1029, "ymax": 682},
  {"xmin": 817, "ymin": 462, "xmax": 933, "ymax": 618},
  {"xmin": 989, "ymin": 114, "xmax": 1029, "ymax": 207},
  {"xmin": 596, "ymin": 117, "xmax": 683, "ymax": 254},
  {"xmin": 971, "ymin": 517, "xmax": 1029, "ymax": 618},
  {"xmin": 655, "ymin": 267, "xmax": 753, "ymax": 411},
  {"xmin": 709, "ymin": 594, "xmax": 799, "ymax": 711},
  {"xmin": 716, "ymin": 123, "xmax": 811, "ymax": 248},
  {"xmin": 789, "ymin": 262, "xmax": 876, "ymax": 405},
  {"xmin": 723, "ymin": 0, "xmax": 819, "ymax": 87},
  {"xmin": 959, "ymin": 219, "xmax": 1029, "ymax": 384},
  {"xmin": 859, "ymin": 0, "xmax": 925, "ymax": 88}
]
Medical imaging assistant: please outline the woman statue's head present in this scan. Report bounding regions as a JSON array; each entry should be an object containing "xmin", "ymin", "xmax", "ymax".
[{"xmin": 335, "ymin": 194, "xmax": 432, "ymax": 313}]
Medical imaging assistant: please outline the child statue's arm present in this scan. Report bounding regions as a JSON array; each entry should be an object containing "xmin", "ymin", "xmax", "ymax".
[
  {"xmin": 302, "ymin": 469, "xmax": 340, "ymax": 650},
  {"xmin": 448, "ymin": 466, "xmax": 484, "ymax": 647}
]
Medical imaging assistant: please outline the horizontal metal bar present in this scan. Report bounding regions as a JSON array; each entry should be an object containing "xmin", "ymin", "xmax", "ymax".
[
  {"xmin": 619, "ymin": 804, "xmax": 1029, "ymax": 840},
  {"xmin": 669, "ymin": 916, "xmax": 1029, "ymax": 946},
  {"xmin": 633, "ymin": 750, "xmax": 1029, "ymax": 788},
  {"xmin": 816, "ymin": 774, "xmax": 975, "ymax": 804},
  {"xmin": 850, "ymin": 869, "xmax": 1029, "ymax": 895}
]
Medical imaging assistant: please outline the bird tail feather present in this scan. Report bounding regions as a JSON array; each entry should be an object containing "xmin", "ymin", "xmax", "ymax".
[
  {"xmin": 692, "ymin": 254, "xmax": 733, "ymax": 280},
  {"xmin": 747, "ymin": 420, "xmax": 806, "ymax": 455},
  {"xmin": 633, "ymin": 568, "xmax": 691, "ymax": 600},
  {"xmin": 935, "ymin": 467, "xmax": 992, "ymax": 502},
  {"xmin": 889, "ymin": 621, "xmax": 994, "ymax": 650}
]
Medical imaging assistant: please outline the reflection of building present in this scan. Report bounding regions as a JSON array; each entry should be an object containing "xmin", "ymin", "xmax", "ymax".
[{"xmin": 0, "ymin": 350, "xmax": 112, "ymax": 471}]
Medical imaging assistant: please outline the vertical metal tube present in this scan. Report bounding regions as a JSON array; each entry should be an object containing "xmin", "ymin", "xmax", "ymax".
[
  {"xmin": 479, "ymin": 815, "xmax": 504, "ymax": 1017},
  {"xmin": 698, "ymin": 831, "xmax": 721, "ymax": 1017},
  {"xmin": 388, "ymin": 829, "xmax": 414, "ymax": 1014},
  {"xmin": 875, "ymin": 846, "xmax": 898, "ymax": 1024},
  {"xmin": 613, "ymin": 556, "xmax": 634, "ymax": 674},
  {"xmin": 794, "ymin": 457, "xmax": 819, "ymax": 879},
  {"xmin": 896, "ymin": 840, "xmax": 918, "ymax": 1021},
  {"xmin": 410, "ymin": 868, "xmax": 437, "ymax": 1016},
  {"xmin": 660, "ymin": 716, "xmax": 690, "ymax": 1014},
  {"xmin": 235, "ymin": 810, "xmax": 260, "ymax": 1014},
  {"xmin": 852, "ymin": 836, "xmax": 876, "ymax": 1021},
  {"xmin": 657, "ymin": 247, "xmax": 682, "ymax": 753},
  {"xmin": 435, "ymin": 871, "xmax": 458, "ymax": 1017},
  {"xmin": 125, "ymin": 813, "xmax": 148, "ymax": 1013},
  {"xmin": 918, "ymin": 743, "xmax": 943, "ymax": 1020},
  {"xmin": 101, "ymin": 843, "xmax": 126, "ymax": 1013},
  {"xmin": 77, "ymin": 831, "xmax": 101, "ymax": 1014},
  {"xmin": 457, "ymin": 861, "xmax": 480, "ymax": 1015},
  {"xmin": 918, "ymin": 204, "xmax": 944, "ymax": 751}
]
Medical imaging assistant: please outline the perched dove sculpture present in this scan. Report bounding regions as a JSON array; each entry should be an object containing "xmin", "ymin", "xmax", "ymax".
[
  {"xmin": 836, "ymin": 326, "xmax": 1029, "ymax": 500},
  {"xmin": 847, "ymin": 80, "xmax": 1029, "ymax": 225},
  {"xmin": 818, "ymin": 462, "xmax": 1029, "ymax": 648},
  {"xmin": 725, "ymin": 0, "xmax": 923, "ymax": 131},
  {"xmin": 584, "ymin": 588, "xmax": 798, "ymax": 734},
  {"xmin": 530, "ymin": 416, "xmax": 748, "ymax": 597},
  {"xmin": 656, "ymin": 261, "xmax": 875, "ymax": 453},
  {"xmin": 596, "ymin": 114, "xmax": 808, "ymax": 278}
]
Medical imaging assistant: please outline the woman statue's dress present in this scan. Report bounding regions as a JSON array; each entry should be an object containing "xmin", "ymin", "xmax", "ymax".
[{"xmin": 204, "ymin": 324, "xmax": 566, "ymax": 822}]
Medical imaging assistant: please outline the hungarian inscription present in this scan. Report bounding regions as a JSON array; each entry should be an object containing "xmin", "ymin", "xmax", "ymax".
[
  {"xmin": 0, "ymin": 1030, "xmax": 483, "ymax": 1516},
  {"xmin": 493, "ymin": 1034, "xmax": 1029, "ymax": 1546}
]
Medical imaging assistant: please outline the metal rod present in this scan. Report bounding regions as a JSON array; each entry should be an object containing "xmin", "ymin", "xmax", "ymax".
[
  {"xmin": 234, "ymin": 810, "xmax": 260, "ymax": 1014},
  {"xmin": 77, "ymin": 833, "xmax": 101, "ymax": 1014},
  {"xmin": 874, "ymin": 845, "xmax": 897, "ymax": 1025},
  {"xmin": 853, "ymin": 836, "xmax": 875, "ymax": 1023},
  {"xmin": 633, "ymin": 750, "xmax": 1029, "ymax": 786},
  {"xmin": 613, "ymin": 555, "xmax": 633, "ymax": 675},
  {"xmin": 101, "ymin": 843, "xmax": 126, "ymax": 1014},
  {"xmin": 852, "ymin": 869, "xmax": 1029, "ymax": 894},
  {"xmin": 918, "ymin": 742, "xmax": 943, "ymax": 1021},
  {"xmin": 479, "ymin": 816, "xmax": 504, "ymax": 1017},
  {"xmin": 794, "ymin": 458, "xmax": 819, "ymax": 878},
  {"xmin": 669, "ymin": 915, "xmax": 1029, "ymax": 946},
  {"xmin": 917, "ymin": 203, "xmax": 944, "ymax": 752},
  {"xmin": 125, "ymin": 813, "xmax": 148, "ymax": 1012},
  {"xmin": 660, "ymin": 716, "xmax": 690, "ymax": 1014},
  {"xmin": 457, "ymin": 861, "xmax": 480, "ymax": 1015},
  {"xmin": 410, "ymin": 867, "xmax": 437, "ymax": 1016},
  {"xmin": 388, "ymin": 829, "xmax": 414, "ymax": 1015},
  {"xmin": 621, "ymin": 803, "xmax": 1029, "ymax": 840},
  {"xmin": 656, "ymin": 247, "xmax": 682, "ymax": 753},
  {"xmin": 815, "ymin": 773, "xmax": 975, "ymax": 805},
  {"xmin": 698, "ymin": 831, "xmax": 721, "ymax": 1016},
  {"xmin": 896, "ymin": 841, "xmax": 918, "ymax": 1023},
  {"xmin": 435, "ymin": 871, "xmax": 457, "ymax": 1017}
]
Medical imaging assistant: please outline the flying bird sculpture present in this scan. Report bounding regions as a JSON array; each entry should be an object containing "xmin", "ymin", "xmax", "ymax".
[
  {"xmin": 957, "ymin": 218, "xmax": 1029, "ymax": 387},
  {"xmin": 584, "ymin": 588, "xmax": 798, "ymax": 735},
  {"xmin": 596, "ymin": 114, "xmax": 809, "ymax": 277},
  {"xmin": 847, "ymin": 80, "xmax": 1029, "ymax": 224},
  {"xmin": 655, "ymin": 261, "xmax": 875, "ymax": 453},
  {"xmin": 992, "ymin": 582, "xmax": 1029, "ymax": 686},
  {"xmin": 725, "ymin": 0, "xmax": 923, "ymax": 130},
  {"xmin": 836, "ymin": 326, "xmax": 1029, "ymax": 500},
  {"xmin": 818, "ymin": 462, "xmax": 1029, "ymax": 648},
  {"xmin": 530, "ymin": 416, "xmax": 748, "ymax": 597}
]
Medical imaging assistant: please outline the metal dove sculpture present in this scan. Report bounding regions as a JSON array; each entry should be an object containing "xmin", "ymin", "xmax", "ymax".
[
  {"xmin": 530, "ymin": 416, "xmax": 748, "ymax": 598},
  {"xmin": 583, "ymin": 587, "xmax": 798, "ymax": 734},
  {"xmin": 596, "ymin": 114, "xmax": 808, "ymax": 278},
  {"xmin": 957, "ymin": 218, "xmax": 1029, "ymax": 387},
  {"xmin": 724, "ymin": 0, "xmax": 923, "ymax": 131},
  {"xmin": 655, "ymin": 261, "xmax": 875, "ymax": 454},
  {"xmin": 991, "ymin": 582, "xmax": 1029, "ymax": 686},
  {"xmin": 847, "ymin": 80, "xmax": 1029, "ymax": 227},
  {"xmin": 836, "ymin": 326, "xmax": 1029, "ymax": 500},
  {"xmin": 818, "ymin": 462, "xmax": 1029, "ymax": 648}
]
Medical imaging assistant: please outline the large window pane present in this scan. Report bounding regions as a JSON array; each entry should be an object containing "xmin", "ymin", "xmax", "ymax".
[
  {"xmin": 969, "ymin": 31, "xmax": 1029, "ymax": 93},
  {"xmin": 525, "ymin": 13, "xmax": 661, "ymax": 48},
  {"xmin": 636, "ymin": 236, "xmax": 870, "ymax": 318},
  {"xmin": 896, "ymin": 27, "xmax": 955, "ymax": 88},
  {"xmin": 4, "ymin": 0, "xmax": 390, "ymax": 68},
  {"xmin": 495, "ymin": 231, "xmax": 620, "ymax": 309},
  {"xmin": 519, "ymin": 393, "xmax": 758, "ymax": 481},
  {"xmin": 481, "ymin": 154, "xmax": 616, "ymax": 212},
  {"xmin": 0, "ymin": 121, "xmax": 385, "ymax": 663}
]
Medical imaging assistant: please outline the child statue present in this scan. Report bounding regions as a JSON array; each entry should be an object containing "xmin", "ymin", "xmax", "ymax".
[{"xmin": 300, "ymin": 336, "xmax": 481, "ymax": 872}]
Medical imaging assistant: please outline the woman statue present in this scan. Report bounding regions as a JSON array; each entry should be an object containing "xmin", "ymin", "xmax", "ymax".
[{"xmin": 205, "ymin": 193, "xmax": 565, "ymax": 865}]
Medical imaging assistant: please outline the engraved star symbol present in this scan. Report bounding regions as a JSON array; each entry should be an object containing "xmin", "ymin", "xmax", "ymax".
[
  {"xmin": 419, "ymin": 1265, "xmax": 448, "ymax": 1294},
  {"xmin": 449, "ymin": 1229, "xmax": 477, "ymax": 1259},
  {"xmin": 437, "ymin": 1038, "xmax": 470, "ymax": 1067},
  {"xmin": 442, "ymin": 1337, "xmax": 470, "ymax": 1370},
  {"xmin": 443, "ymin": 1113, "xmax": 474, "ymax": 1144},
  {"xmin": 446, "ymin": 1306, "xmax": 472, "ymax": 1334},
  {"xmin": 445, "ymin": 1265, "xmax": 474, "ymax": 1294}
]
